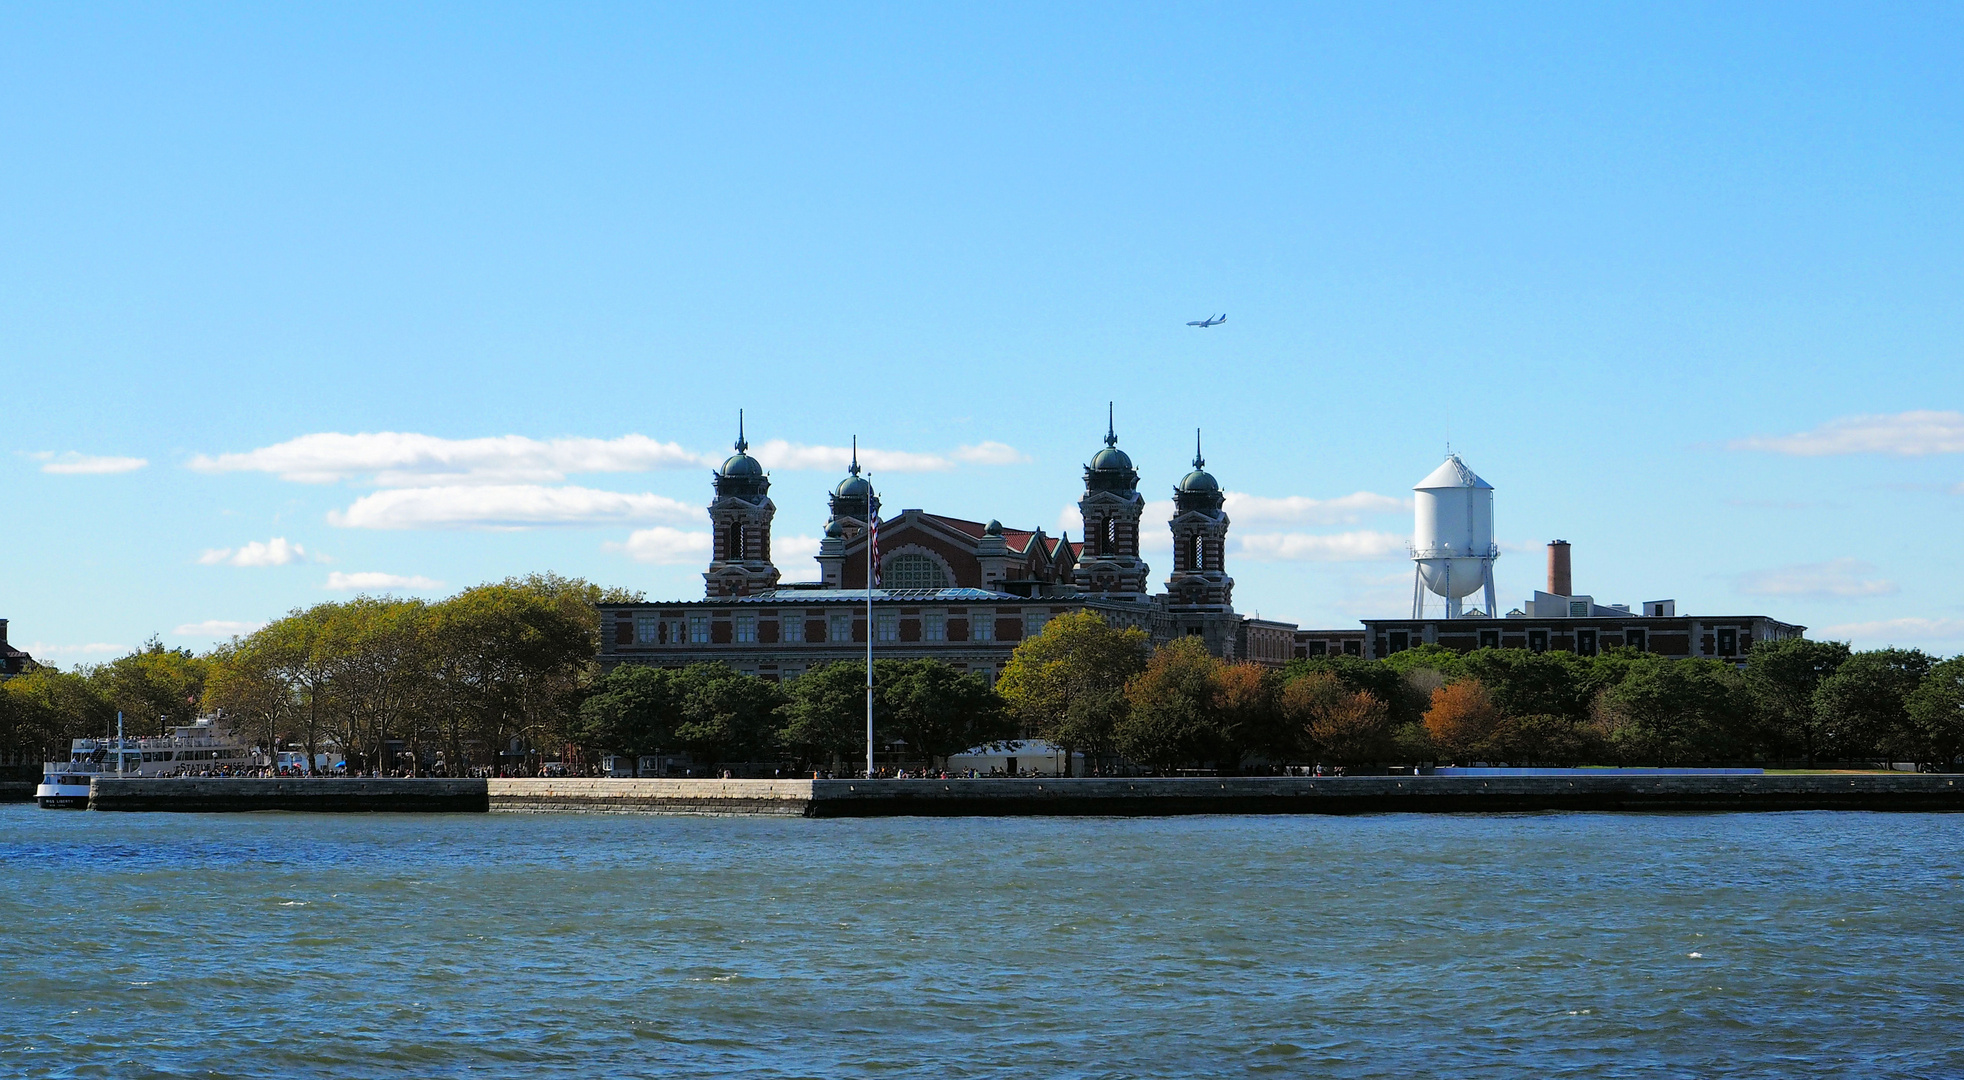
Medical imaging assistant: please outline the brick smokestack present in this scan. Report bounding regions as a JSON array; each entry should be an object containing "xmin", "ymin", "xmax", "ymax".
[
  {"xmin": 0, "ymin": 618, "xmax": 8, "ymax": 647},
  {"xmin": 1547, "ymin": 541, "xmax": 1572, "ymax": 597}
]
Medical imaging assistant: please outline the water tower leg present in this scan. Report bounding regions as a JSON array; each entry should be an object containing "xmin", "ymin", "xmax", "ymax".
[
  {"xmin": 1411, "ymin": 566, "xmax": 1425, "ymax": 619},
  {"xmin": 1482, "ymin": 561, "xmax": 1498, "ymax": 620}
]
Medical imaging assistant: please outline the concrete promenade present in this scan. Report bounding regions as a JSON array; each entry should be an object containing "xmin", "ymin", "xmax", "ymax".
[{"xmin": 78, "ymin": 772, "xmax": 1964, "ymax": 815}]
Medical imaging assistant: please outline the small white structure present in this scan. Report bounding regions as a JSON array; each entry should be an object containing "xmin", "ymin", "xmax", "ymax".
[
  {"xmin": 1411, "ymin": 452, "xmax": 1499, "ymax": 619},
  {"xmin": 946, "ymin": 739, "xmax": 1085, "ymax": 777}
]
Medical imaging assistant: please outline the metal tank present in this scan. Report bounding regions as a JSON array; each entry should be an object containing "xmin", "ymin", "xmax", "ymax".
[{"xmin": 1411, "ymin": 453, "xmax": 1499, "ymax": 618}]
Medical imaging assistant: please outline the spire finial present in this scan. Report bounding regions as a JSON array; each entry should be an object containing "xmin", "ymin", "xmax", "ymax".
[
  {"xmin": 1105, "ymin": 402, "xmax": 1117, "ymax": 447},
  {"xmin": 735, "ymin": 410, "xmax": 748, "ymax": 454},
  {"xmin": 848, "ymin": 435, "xmax": 860, "ymax": 476},
  {"xmin": 1194, "ymin": 428, "xmax": 1204, "ymax": 470}
]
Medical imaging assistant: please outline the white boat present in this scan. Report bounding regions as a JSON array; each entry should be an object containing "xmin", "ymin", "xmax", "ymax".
[{"xmin": 36, "ymin": 717, "xmax": 256, "ymax": 808}]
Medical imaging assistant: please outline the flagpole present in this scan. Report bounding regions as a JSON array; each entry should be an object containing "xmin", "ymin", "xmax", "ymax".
[{"xmin": 865, "ymin": 480, "xmax": 875, "ymax": 780}]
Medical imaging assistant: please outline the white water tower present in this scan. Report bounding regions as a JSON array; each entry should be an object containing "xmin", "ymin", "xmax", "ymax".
[{"xmin": 1411, "ymin": 452, "xmax": 1499, "ymax": 618}]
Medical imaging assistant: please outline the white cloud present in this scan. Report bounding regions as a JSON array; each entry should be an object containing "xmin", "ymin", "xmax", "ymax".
[
  {"xmin": 951, "ymin": 442, "xmax": 1032, "ymax": 466},
  {"xmin": 324, "ymin": 571, "xmax": 444, "ymax": 592},
  {"xmin": 189, "ymin": 432, "xmax": 713, "ymax": 485},
  {"xmin": 1816, "ymin": 617, "xmax": 1964, "ymax": 649},
  {"xmin": 187, "ymin": 431, "xmax": 1032, "ymax": 485},
  {"xmin": 24, "ymin": 641, "xmax": 127, "ymax": 657},
  {"xmin": 172, "ymin": 620, "xmax": 268, "ymax": 638},
  {"xmin": 328, "ymin": 485, "xmax": 705, "ymax": 530},
  {"xmin": 606, "ymin": 527, "xmax": 714, "ymax": 565},
  {"xmin": 1732, "ymin": 411, "xmax": 1964, "ymax": 456},
  {"xmin": 1236, "ymin": 530, "xmax": 1408, "ymax": 562},
  {"xmin": 747, "ymin": 440, "xmax": 999, "ymax": 473},
  {"xmin": 32, "ymin": 451, "xmax": 148, "ymax": 475},
  {"xmin": 1224, "ymin": 491, "xmax": 1410, "ymax": 526},
  {"xmin": 1735, "ymin": 558, "xmax": 1898, "ymax": 600},
  {"xmin": 776, "ymin": 534, "xmax": 822, "ymax": 562},
  {"xmin": 198, "ymin": 537, "xmax": 308, "ymax": 567},
  {"xmin": 775, "ymin": 537, "xmax": 825, "ymax": 583}
]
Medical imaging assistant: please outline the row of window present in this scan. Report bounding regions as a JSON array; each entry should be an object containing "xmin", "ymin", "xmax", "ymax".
[
  {"xmin": 1375, "ymin": 626, "xmax": 1762, "ymax": 658},
  {"xmin": 625, "ymin": 610, "xmax": 1047, "ymax": 647}
]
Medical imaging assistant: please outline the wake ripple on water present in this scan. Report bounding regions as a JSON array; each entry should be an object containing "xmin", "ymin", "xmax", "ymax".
[{"xmin": 1, "ymin": 808, "xmax": 1962, "ymax": 1078}]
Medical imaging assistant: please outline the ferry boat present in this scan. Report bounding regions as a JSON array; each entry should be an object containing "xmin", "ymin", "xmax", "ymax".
[{"xmin": 36, "ymin": 717, "xmax": 256, "ymax": 808}]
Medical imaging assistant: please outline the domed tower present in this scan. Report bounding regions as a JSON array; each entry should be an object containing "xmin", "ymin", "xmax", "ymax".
[
  {"xmin": 1072, "ymin": 404, "xmax": 1150, "ymax": 601},
  {"xmin": 1164, "ymin": 430, "xmax": 1233, "ymax": 611},
  {"xmin": 703, "ymin": 413, "xmax": 781, "ymax": 598},
  {"xmin": 816, "ymin": 439, "xmax": 879, "ymax": 588}
]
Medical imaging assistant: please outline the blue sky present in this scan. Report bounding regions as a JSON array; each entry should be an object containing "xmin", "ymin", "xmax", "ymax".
[{"xmin": 5, "ymin": 3, "xmax": 1963, "ymax": 663}]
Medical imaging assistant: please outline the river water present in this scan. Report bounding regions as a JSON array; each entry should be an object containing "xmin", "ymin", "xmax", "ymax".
[{"xmin": 2, "ymin": 804, "xmax": 1959, "ymax": 1078}]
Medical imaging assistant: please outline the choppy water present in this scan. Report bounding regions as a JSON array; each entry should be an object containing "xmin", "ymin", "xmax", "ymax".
[{"xmin": 3, "ymin": 805, "xmax": 1961, "ymax": 1078}]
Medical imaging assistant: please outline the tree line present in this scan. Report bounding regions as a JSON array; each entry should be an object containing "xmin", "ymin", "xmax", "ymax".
[
  {"xmin": 6, "ymin": 593, "xmax": 1962, "ymax": 775},
  {"xmin": 993, "ymin": 620, "xmax": 1964, "ymax": 771},
  {"xmin": 0, "ymin": 574, "xmax": 625, "ymax": 776}
]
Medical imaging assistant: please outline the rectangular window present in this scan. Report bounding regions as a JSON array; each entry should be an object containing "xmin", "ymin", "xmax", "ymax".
[
  {"xmin": 689, "ymin": 614, "xmax": 709, "ymax": 644},
  {"xmin": 830, "ymin": 612, "xmax": 851, "ymax": 643},
  {"xmin": 1569, "ymin": 600, "xmax": 1590, "ymax": 617},
  {"xmin": 782, "ymin": 618, "xmax": 804, "ymax": 643},
  {"xmin": 1024, "ymin": 612, "xmax": 1048, "ymax": 639},
  {"xmin": 1627, "ymin": 628, "xmax": 1647, "ymax": 652},
  {"xmin": 635, "ymin": 614, "xmax": 662, "ymax": 644},
  {"xmin": 1528, "ymin": 630, "xmax": 1549, "ymax": 654},
  {"xmin": 1388, "ymin": 631, "xmax": 1410, "ymax": 654},
  {"xmin": 1576, "ymin": 628, "xmax": 1597, "ymax": 657},
  {"xmin": 1718, "ymin": 628, "xmax": 1737, "ymax": 657},
  {"xmin": 924, "ymin": 612, "xmax": 946, "ymax": 641},
  {"xmin": 972, "ymin": 615, "xmax": 995, "ymax": 642},
  {"xmin": 1343, "ymin": 640, "xmax": 1361, "ymax": 656},
  {"xmin": 735, "ymin": 614, "xmax": 757, "ymax": 643},
  {"xmin": 1306, "ymin": 640, "xmax": 1327, "ymax": 656},
  {"xmin": 877, "ymin": 612, "xmax": 898, "ymax": 642},
  {"xmin": 1478, "ymin": 629, "xmax": 1500, "ymax": 650}
]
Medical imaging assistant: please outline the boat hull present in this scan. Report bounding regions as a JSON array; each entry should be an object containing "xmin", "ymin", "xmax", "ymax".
[{"xmin": 35, "ymin": 783, "xmax": 91, "ymax": 809}]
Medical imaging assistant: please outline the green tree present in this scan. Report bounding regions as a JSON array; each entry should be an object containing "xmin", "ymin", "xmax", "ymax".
[
  {"xmin": 996, "ymin": 611, "xmax": 1149, "ymax": 775},
  {"xmin": 672, "ymin": 663, "xmax": 786, "ymax": 767},
  {"xmin": 1742, "ymin": 637, "xmax": 1851, "ymax": 764},
  {"xmin": 1907, "ymin": 656, "xmax": 1964, "ymax": 769},
  {"xmin": 1597, "ymin": 657, "xmax": 1749, "ymax": 765},
  {"xmin": 576, "ymin": 665, "xmax": 679, "ymax": 764},
  {"xmin": 1814, "ymin": 648, "xmax": 1934, "ymax": 762},
  {"xmin": 1, "ymin": 666, "xmax": 114, "ymax": 770},
  {"xmin": 878, "ymin": 658, "xmax": 1015, "ymax": 767},
  {"xmin": 1456, "ymin": 649, "xmax": 1602, "ymax": 726},
  {"xmin": 778, "ymin": 662, "xmax": 872, "ymax": 772},
  {"xmin": 430, "ymin": 579, "xmax": 599, "ymax": 774},
  {"xmin": 202, "ymin": 638, "xmax": 295, "ymax": 769},
  {"xmin": 98, "ymin": 639, "xmax": 209, "ymax": 735},
  {"xmin": 1116, "ymin": 637, "xmax": 1222, "ymax": 773}
]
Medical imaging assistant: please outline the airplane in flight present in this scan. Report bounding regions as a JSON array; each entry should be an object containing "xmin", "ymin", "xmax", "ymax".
[{"xmin": 1186, "ymin": 313, "xmax": 1226, "ymax": 327}]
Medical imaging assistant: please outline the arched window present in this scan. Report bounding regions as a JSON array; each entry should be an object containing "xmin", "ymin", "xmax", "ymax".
[
  {"xmin": 730, "ymin": 522, "xmax": 746, "ymax": 559},
  {"xmin": 1192, "ymin": 535, "xmax": 1204, "ymax": 570},
  {"xmin": 1105, "ymin": 518, "xmax": 1117, "ymax": 550},
  {"xmin": 883, "ymin": 552, "xmax": 951, "ymax": 590}
]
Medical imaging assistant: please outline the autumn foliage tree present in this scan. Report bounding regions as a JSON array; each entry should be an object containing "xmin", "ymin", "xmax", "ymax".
[{"xmin": 1423, "ymin": 679, "xmax": 1503, "ymax": 760}]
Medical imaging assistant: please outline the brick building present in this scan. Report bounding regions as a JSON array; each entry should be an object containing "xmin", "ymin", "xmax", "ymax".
[{"xmin": 598, "ymin": 416, "xmax": 1290, "ymax": 678}]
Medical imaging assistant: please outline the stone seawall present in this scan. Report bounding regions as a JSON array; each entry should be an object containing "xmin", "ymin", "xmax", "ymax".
[
  {"xmin": 72, "ymin": 773, "xmax": 1964, "ymax": 815},
  {"xmin": 488, "ymin": 778, "xmax": 813, "ymax": 816},
  {"xmin": 89, "ymin": 777, "xmax": 490, "ymax": 813},
  {"xmin": 806, "ymin": 774, "xmax": 1964, "ymax": 816},
  {"xmin": 0, "ymin": 781, "xmax": 34, "ymax": 803}
]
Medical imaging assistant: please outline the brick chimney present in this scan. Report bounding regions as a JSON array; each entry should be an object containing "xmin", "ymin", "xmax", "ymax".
[
  {"xmin": 0, "ymin": 618, "xmax": 9, "ymax": 647},
  {"xmin": 1547, "ymin": 541, "xmax": 1572, "ymax": 597}
]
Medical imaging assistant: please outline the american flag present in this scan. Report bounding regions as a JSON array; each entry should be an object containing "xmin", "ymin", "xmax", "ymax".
[{"xmin": 869, "ymin": 512, "xmax": 881, "ymax": 587}]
